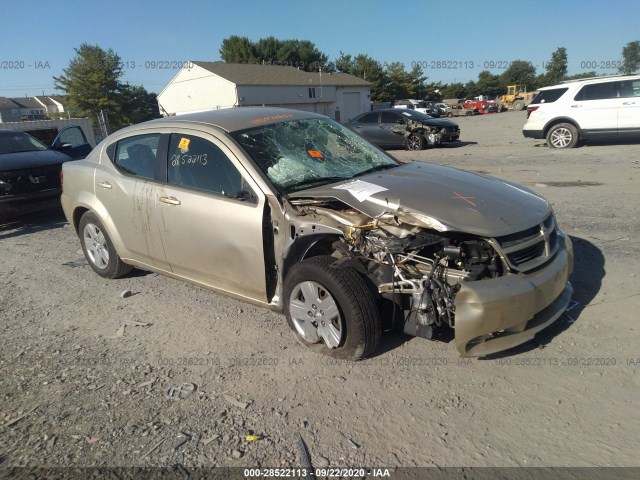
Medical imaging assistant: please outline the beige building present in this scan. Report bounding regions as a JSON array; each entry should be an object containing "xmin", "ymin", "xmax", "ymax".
[{"xmin": 158, "ymin": 62, "xmax": 371, "ymax": 123}]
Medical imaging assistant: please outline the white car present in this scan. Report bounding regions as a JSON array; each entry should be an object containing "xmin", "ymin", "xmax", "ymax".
[{"xmin": 523, "ymin": 74, "xmax": 640, "ymax": 149}]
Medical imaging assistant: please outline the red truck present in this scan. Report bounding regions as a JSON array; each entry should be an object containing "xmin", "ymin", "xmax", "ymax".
[{"xmin": 462, "ymin": 96, "xmax": 500, "ymax": 115}]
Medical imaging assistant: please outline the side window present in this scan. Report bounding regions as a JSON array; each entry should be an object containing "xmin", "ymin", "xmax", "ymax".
[
  {"xmin": 380, "ymin": 112, "xmax": 403, "ymax": 124},
  {"xmin": 621, "ymin": 80, "xmax": 640, "ymax": 98},
  {"xmin": 168, "ymin": 134, "xmax": 255, "ymax": 201},
  {"xmin": 115, "ymin": 134, "xmax": 160, "ymax": 180},
  {"xmin": 359, "ymin": 113, "xmax": 379, "ymax": 123},
  {"xmin": 574, "ymin": 81, "xmax": 620, "ymax": 101},
  {"xmin": 54, "ymin": 126, "xmax": 87, "ymax": 148}
]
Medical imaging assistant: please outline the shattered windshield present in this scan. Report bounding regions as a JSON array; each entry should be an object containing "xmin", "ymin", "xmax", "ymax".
[{"xmin": 232, "ymin": 118, "xmax": 398, "ymax": 193}]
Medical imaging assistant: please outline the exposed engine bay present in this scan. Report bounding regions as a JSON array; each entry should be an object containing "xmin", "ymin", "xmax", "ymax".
[
  {"xmin": 391, "ymin": 119, "xmax": 445, "ymax": 147},
  {"xmin": 290, "ymin": 199, "xmax": 505, "ymax": 340}
]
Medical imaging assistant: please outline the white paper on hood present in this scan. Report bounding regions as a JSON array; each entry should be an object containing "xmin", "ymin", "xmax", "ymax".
[{"xmin": 333, "ymin": 180, "xmax": 388, "ymax": 202}]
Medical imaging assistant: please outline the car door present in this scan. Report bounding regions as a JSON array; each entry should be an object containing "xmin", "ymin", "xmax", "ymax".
[
  {"xmin": 95, "ymin": 132, "xmax": 171, "ymax": 271},
  {"xmin": 156, "ymin": 130, "xmax": 268, "ymax": 303},
  {"xmin": 52, "ymin": 126, "xmax": 93, "ymax": 159},
  {"xmin": 379, "ymin": 111, "xmax": 406, "ymax": 147},
  {"xmin": 351, "ymin": 112, "xmax": 383, "ymax": 145},
  {"xmin": 571, "ymin": 81, "xmax": 620, "ymax": 136},
  {"xmin": 619, "ymin": 79, "xmax": 640, "ymax": 135}
]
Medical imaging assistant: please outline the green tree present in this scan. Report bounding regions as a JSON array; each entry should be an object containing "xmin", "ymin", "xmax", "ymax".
[
  {"xmin": 385, "ymin": 62, "xmax": 416, "ymax": 99},
  {"xmin": 440, "ymin": 82, "xmax": 468, "ymax": 99},
  {"xmin": 115, "ymin": 84, "xmax": 160, "ymax": 127},
  {"xmin": 464, "ymin": 80, "xmax": 478, "ymax": 97},
  {"xmin": 219, "ymin": 35, "xmax": 257, "ymax": 63},
  {"xmin": 500, "ymin": 60, "xmax": 538, "ymax": 89},
  {"xmin": 53, "ymin": 43, "xmax": 123, "ymax": 126},
  {"xmin": 619, "ymin": 40, "xmax": 640, "ymax": 74},
  {"xmin": 475, "ymin": 70, "xmax": 502, "ymax": 97},
  {"xmin": 544, "ymin": 47, "xmax": 568, "ymax": 85},
  {"xmin": 219, "ymin": 36, "xmax": 329, "ymax": 71},
  {"xmin": 565, "ymin": 71, "xmax": 597, "ymax": 80},
  {"xmin": 408, "ymin": 64, "xmax": 428, "ymax": 99},
  {"xmin": 335, "ymin": 52, "xmax": 389, "ymax": 101}
]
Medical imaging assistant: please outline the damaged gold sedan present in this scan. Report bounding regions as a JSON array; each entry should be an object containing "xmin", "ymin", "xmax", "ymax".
[{"xmin": 61, "ymin": 108, "xmax": 573, "ymax": 360}]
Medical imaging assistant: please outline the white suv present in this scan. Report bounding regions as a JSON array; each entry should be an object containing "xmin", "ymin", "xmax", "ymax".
[{"xmin": 523, "ymin": 74, "xmax": 640, "ymax": 149}]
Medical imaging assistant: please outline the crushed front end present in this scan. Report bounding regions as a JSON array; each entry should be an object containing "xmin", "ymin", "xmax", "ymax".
[{"xmin": 291, "ymin": 200, "xmax": 573, "ymax": 357}]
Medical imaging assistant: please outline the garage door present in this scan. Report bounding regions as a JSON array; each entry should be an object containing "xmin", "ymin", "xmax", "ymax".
[{"xmin": 342, "ymin": 92, "xmax": 361, "ymax": 123}]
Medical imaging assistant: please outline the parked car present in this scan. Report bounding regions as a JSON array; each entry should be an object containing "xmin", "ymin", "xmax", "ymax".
[
  {"xmin": 0, "ymin": 126, "xmax": 91, "ymax": 216},
  {"xmin": 348, "ymin": 109, "xmax": 460, "ymax": 150},
  {"xmin": 435, "ymin": 103, "xmax": 454, "ymax": 117},
  {"xmin": 61, "ymin": 107, "xmax": 573, "ymax": 360},
  {"xmin": 523, "ymin": 74, "xmax": 640, "ymax": 148},
  {"xmin": 391, "ymin": 99, "xmax": 440, "ymax": 116}
]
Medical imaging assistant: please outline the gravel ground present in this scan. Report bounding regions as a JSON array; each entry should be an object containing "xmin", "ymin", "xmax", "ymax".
[{"xmin": 1, "ymin": 111, "xmax": 639, "ymax": 475}]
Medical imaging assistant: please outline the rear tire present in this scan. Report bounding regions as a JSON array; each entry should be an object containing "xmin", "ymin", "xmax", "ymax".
[
  {"xmin": 512, "ymin": 100, "xmax": 525, "ymax": 111},
  {"xmin": 284, "ymin": 256, "xmax": 381, "ymax": 360},
  {"xmin": 79, "ymin": 212, "xmax": 133, "ymax": 279},
  {"xmin": 546, "ymin": 123, "xmax": 578, "ymax": 149}
]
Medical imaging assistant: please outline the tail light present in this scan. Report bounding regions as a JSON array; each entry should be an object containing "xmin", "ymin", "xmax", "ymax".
[{"xmin": 526, "ymin": 106, "xmax": 539, "ymax": 119}]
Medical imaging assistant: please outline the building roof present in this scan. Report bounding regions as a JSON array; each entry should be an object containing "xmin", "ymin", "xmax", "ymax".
[
  {"xmin": 191, "ymin": 62, "xmax": 371, "ymax": 87},
  {"xmin": 34, "ymin": 96, "xmax": 57, "ymax": 106},
  {"xmin": 0, "ymin": 97, "xmax": 21, "ymax": 109},
  {"xmin": 11, "ymin": 97, "xmax": 44, "ymax": 109},
  {"xmin": 47, "ymin": 95, "xmax": 66, "ymax": 104}
]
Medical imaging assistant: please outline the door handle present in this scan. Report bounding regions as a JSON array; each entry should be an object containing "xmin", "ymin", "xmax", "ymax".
[
  {"xmin": 622, "ymin": 101, "xmax": 636, "ymax": 105},
  {"xmin": 97, "ymin": 181, "xmax": 112, "ymax": 189},
  {"xmin": 570, "ymin": 105, "xmax": 582, "ymax": 108},
  {"xmin": 159, "ymin": 196, "xmax": 181, "ymax": 206}
]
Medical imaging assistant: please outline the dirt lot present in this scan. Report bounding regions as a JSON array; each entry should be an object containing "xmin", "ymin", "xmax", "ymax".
[{"xmin": 1, "ymin": 111, "xmax": 639, "ymax": 475}]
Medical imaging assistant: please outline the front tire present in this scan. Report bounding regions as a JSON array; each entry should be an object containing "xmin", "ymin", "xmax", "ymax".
[
  {"xmin": 284, "ymin": 256, "xmax": 381, "ymax": 360},
  {"xmin": 406, "ymin": 132, "xmax": 426, "ymax": 151},
  {"xmin": 79, "ymin": 212, "xmax": 133, "ymax": 279},
  {"xmin": 546, "ymin": 123, "xmax": 578, "ymax": 149},
  {"xmin": 512, "ymin": 100, "xmax": 525, "ymax": 111}
]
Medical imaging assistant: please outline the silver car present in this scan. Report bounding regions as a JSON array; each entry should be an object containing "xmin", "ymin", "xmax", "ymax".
[{"xmin": 61, "ymin": 108, "xmax": 573, "ymax": 359}]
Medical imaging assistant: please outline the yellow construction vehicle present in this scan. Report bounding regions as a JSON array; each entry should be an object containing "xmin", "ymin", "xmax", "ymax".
[{"xmin": 500, "ymin": 85, "xmax": 536, "ymax": 111}]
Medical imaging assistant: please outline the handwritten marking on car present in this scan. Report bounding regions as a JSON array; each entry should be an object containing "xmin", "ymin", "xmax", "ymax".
[{"xmin": 451, "ymin": 191, "xmax": 477, "ymax": 207}]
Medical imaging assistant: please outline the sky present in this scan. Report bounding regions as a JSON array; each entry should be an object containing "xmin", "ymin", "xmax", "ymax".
[{"xmin": 1, "ymin": 0, "xmax": 639, "ymax": 98}]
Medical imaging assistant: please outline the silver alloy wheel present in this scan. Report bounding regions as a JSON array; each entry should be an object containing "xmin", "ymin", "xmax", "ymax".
[
  {"xmin": 289, "ymin": 281, "xmax": 343, "ymax": 348},
  {"xmin": 83, "ymin": 222, "xmax": 110, "ymax": 270},
  {"xmin": 407, "ymin": 134, "xmax": 422, "ymax": 150},
  {"xmin": 550, "ymin": 127, "xmax": 573, "ymax": 148}
]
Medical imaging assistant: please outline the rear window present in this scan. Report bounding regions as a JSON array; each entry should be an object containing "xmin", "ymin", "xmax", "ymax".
[{"xmin": 531, "ymin": 88, "xmax": 568, "ymax": 105}]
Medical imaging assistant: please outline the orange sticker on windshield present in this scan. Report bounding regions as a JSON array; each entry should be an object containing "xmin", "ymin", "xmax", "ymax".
[
  {"xmin": 307, "ymin": 150, "xmax": 324, "ymax": 159},
  {"xmin": 178, "ymin": 137, "xmax": 190, "ymax": 151}
]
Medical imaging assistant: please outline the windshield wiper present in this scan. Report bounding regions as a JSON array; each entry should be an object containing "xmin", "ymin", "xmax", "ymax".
[{"xmin": 352, "ymin": 163, "xmax": 398, "ymax": 178}]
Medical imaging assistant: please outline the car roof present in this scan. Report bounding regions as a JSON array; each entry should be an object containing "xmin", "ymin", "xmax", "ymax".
[
  {"xmin": 132, "ymin": 107, "xmax": 326, "ymax": 133},
  {"xmin": 538, "ymin": 74, "xmax": 640, "ymax": 91}
]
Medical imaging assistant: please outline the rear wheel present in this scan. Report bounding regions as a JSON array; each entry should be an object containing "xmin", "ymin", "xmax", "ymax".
[
  {"xmin": 546, "ymin": 123, "xmax": 578, "ymax": 149},
  {"xmin": 406, "ymin": 132, "xmax": 426, "ymax": 151},
  {"xmin": 512, "ymin": 100, "xmax": 525, "ymax": 111},
  {"xmin": 284, "ymin": 256, "xmax": 381, "ymax": 360},
  {"xmin": 79, "ymin": 212, "xmax": 132, "ymax": 278}
]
